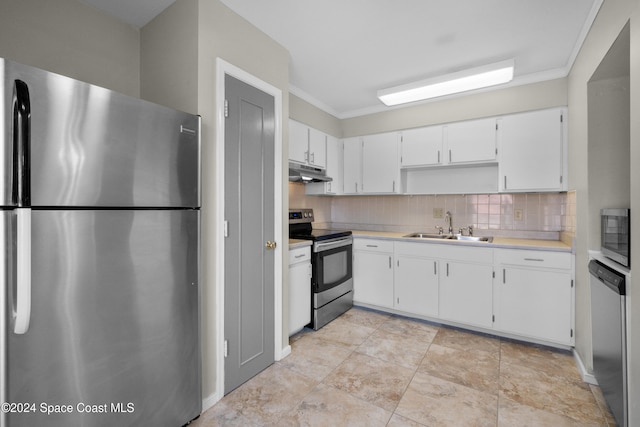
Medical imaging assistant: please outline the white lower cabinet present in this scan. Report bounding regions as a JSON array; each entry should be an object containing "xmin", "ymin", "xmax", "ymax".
[
  {"xmin": 353, "ymin": 239, "xmax": 394, "ymax": 308},
  {"xmin": 394, "ymin": 243, "xmax": 439, "ymax": 317},
  {"xmin": 438, "ymin": 246, "xmax": 494, "ymax": 329},
  {"xmin": 288, "ymin": 246, "xmax": 312, "ymax": 336},
  {"xmin": 493, "ymin": 249, "xmax": 574, "ymax": 345},
  {"xmin": 352, "ymin": 238, "xmax": 574, "ymax": 348}
]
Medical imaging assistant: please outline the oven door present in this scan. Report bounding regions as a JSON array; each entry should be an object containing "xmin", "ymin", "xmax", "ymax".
[{"xmin": 312, "ymin": 237, "xmax": 353, "ymax": 294}]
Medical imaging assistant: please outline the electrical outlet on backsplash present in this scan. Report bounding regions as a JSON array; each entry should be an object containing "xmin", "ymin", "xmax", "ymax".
[{"xmin": 289, "ymin": 183, "xmax": 574, "ymax": 240}]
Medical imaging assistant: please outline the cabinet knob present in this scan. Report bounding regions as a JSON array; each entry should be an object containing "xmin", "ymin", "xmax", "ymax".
[{"xmin": 265, "ymin": 240, "xmax": 277, "ymax": 250}]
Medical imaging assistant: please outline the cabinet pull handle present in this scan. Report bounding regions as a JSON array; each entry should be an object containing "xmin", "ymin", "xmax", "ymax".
[
  {"xmin": 434, "ymin": 261, "xmax": 437, "ymax": 275},
  {"xmin": 304, "ymin": 151, "xmax": 309, "ymax": 162},
  {"xmin": 310, "ymin": 152, "xmax": 315, "ymax": 163},
  {"xmin": 503, "ymin": 269, "xmax": 506, "ymax": 284},
  {"xmin": 504, "ymin": 176, "xmax": 507, "ymax": 189},
  {"xmin": 389, "ymin": 256, "xmax": 392, "ymax": 269},
  {"xmin": 366, "ymin": 244, "xmax": 378, "ymax": 248},
  {"xmin": 524, "ymin": 258, "xmax": 545, "ymax": 262},
  {"xmin": 449, "ymin": 149, "xmax": 452, "ymax": 163},
  {"xmin": 446, "ymin": 263, "xmax": 449, "ymax": 277},
  {"xmin": 355, "ymin": 183, "xmax": 358, "ymax": 193},
  {"xmin": 294, "ymin": 254, "xmax": 305, "ymax": 259},
  {"xmin": 392, "ymin": 180, "xmax": 395, "ymax": 192},
  {"xmin": 437, "ymin": 150, "xmax": 440, "ymax": 163}
]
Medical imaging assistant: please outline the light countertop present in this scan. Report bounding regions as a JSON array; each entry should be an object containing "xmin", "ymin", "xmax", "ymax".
[
  {"xmin": 289, "ymin": 239, "xmax": 312, "ymax": 249},
  {"xmin": 350, "ymin": 230, "xmax": 572, "ymax": 252}
]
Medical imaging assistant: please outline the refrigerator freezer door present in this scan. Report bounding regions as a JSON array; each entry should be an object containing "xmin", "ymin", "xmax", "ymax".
[
  {"xmin": 7, "ymin": 209, "xmax": 201, "ymax": 427},
  {"xmin": 1, "ymin": 58, "xmax": 200, "ymax": 208},
  {"xmin": 1, "ymin": 211, "xmax": 10, "ymax": 427}
]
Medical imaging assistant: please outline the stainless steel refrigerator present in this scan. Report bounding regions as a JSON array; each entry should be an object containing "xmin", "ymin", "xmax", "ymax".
[{"xmin": 0, "ymin": 58, "xmax": 201, "ymax": 427}]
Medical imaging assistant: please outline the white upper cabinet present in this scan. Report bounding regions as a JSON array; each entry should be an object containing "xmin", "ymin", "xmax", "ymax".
[
  {"xmin": 343, "ymin": 137, "xmax": 363, "ymax": 194},
  {"xmin": 362, "ymin": 132, "xmax": 401, "ymax": 194},
  {"xmin": 498, "ymin": 108, "xmax": 566, "ymax": 192},
  {"xmin": 444, "ymin": 117, "xmax": 498, "ymax": 164},
  {"xmin": 288, "ymin": 119, "xmax": 326, "ymax": 169},
  {"xmin": 289, "ymin": 119, "xmax": 310, "ymax": 165},
  {"xmin": 325, "ymin": 135, "xmax": 342, "ymax": 194},
  {"xmin": 305, "ymin": 135, "xmax": 343, "ymax": 195},
  {"xmin": 308, "ymin": 127, "xmax": 327, "ymax": 169},
  {"xmin": 400, "ymin": 126, "xmax": 443, "ymax": 167}
]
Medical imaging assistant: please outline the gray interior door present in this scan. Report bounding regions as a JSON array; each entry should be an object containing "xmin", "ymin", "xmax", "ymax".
[{"xmin": 224, "ymin": 75, "xmax": 275, "ymax": 393}]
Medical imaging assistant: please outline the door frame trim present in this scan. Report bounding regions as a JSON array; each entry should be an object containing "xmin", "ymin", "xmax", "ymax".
[{"xmin": 214, "ymin": 58, "xmax": 284, "ymax": 401}]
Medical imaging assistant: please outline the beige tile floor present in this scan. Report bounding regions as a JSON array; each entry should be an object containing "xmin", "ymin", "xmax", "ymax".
[{"xmin": 191, "ymin": 307, "xmax": 616, "ymax": 426}]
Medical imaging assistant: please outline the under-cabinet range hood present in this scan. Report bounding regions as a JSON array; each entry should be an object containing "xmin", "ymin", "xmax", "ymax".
[{"xmin": 288, "ymin": 162, "xmax": 332, "ymax": 183}]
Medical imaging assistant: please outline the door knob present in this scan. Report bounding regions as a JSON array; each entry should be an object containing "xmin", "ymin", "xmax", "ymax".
[{"xmin": 265, "ymin": 240, "xmax": 277, "ymax": 250}]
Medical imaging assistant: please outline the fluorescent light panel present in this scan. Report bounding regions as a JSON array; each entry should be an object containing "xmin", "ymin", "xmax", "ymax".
[{"xmin": 378, "ymin": 59, "xmax": 515, "ymax": 106}]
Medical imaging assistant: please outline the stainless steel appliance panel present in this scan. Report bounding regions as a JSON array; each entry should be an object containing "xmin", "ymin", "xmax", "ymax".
[
  {"xmin": 6, "ymin": 209, "xmax": 200, "ymax": 427},
  {"xmin": 1, "ymin": 58, "xmax": 200, "ymax": 208},
  {"xmin": 1, "ymin": 210, "xmax": 10, "ymax": 424},
  {"xmin": 314, "ymin": 291, "xmax": 353, "ymax": 330},
  {"xmin": 589, "ymin": 259, "xmax": 627, "ymax": 427}
]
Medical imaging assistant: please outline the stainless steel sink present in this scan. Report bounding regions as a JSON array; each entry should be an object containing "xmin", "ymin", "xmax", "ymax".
[
  {"xmin": 403, "ymin": 232, "xmax": 493, "ymax": 242},
  {"xmin": 455, "ymin": 235, "xmax": 493, "ymax": 242},
  {"xmin": 403, "ymin": 232, "xmax": 452, "ymax": 239}
]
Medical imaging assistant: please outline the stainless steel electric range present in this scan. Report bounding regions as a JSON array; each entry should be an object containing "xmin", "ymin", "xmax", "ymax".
[{"xmin": 289, "ymin": 209, "xmax": 353, "ymax": 330}]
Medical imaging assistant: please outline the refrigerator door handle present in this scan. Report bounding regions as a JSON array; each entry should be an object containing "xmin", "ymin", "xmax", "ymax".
[
  {"xmin": 12, "ymin": 79, "xmax": 32, "ymax": 334},
  {"xmin": 13, "ymin": 79, "xmax": 31, "ymax": 207},
  {"xmin": 13, "ymin": 208, "xmax": 31, "ymax": 334}
]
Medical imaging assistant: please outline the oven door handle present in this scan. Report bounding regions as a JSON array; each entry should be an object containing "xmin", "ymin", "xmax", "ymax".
[{"xmin": 314, "ymin": 238, "xmax": 352, "ymax": 252}]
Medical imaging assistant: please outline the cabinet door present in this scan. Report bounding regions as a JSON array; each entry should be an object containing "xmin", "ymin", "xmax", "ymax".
[
  {"xmin": 353, "ymin": 251, "xmax": 394, "ymax": 308},
  {"xmin": 496, "ymin": 267, "xmax": 572, "ymax": 344},
  {"xmin": 401, "ymin": 126, "xmax": 443, "ymax": 167},
  {"xmin": 440, "ymin": 261, "xmax": 493, "ymax": 328},
  {"xmin": 289, "ymin": 120, "xmax": 309, "ymax": 164},
  {"xmin": 304, "ymin": 136, "xmax": 341, "ymax": 195},
  {"xmin": 444, "ymin": 117, "xmax": 497, "ymax": 164},
  {"xmin": 498, "ymin": 108, "xmax": 564, "ymax": 192},
  {"xmin": 395, "ymin": 255, "xmax": 439, "ymax": 317},
  {"xmin": 362, "ymin": 133, "xmax": 400, "ymax": 193},
  {"xmin": 308, "ymin": 127, "xmax": 327, "ymax": 169},
  {"xmin": 325, "ymin": 136, "xmax": 342, "ymax": 194},
  {"xmin": 343, "ymin": 137, "xmax": 362, "ymax": 194},
  {"xmin": 289, "ymin": 261, "xmax": 312, "ymax": 335}
]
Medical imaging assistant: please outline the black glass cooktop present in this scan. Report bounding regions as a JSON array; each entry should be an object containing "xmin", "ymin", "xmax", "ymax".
[{"xmin": 290, "ymin": 228, "xmax": 352, "ymax": 241}]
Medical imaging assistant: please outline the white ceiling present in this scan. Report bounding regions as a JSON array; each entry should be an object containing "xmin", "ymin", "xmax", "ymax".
[{"xmin": 83, "ymin": 0, "xmax": 602, "ymax": 119}]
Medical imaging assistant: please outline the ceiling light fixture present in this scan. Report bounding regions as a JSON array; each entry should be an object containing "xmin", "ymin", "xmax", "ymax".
[{"xmin": 377, "ymin": 59, "xmax": 515, "ymax": 106}]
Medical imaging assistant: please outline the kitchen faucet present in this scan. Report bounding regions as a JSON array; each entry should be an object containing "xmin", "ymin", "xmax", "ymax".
[{"xmin": 445, "ymin": 211, "xmax": 453, "ymax": 235}]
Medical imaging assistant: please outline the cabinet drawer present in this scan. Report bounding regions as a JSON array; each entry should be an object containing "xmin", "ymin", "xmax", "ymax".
[
  {"xmin": 395, "ymin": 241, "xmax": 442, "ymax": 258},
  {"xmin": 289, "ymin": 246, "xmax": 311, "ymax": 265},
  {"xmin": 438, "ymin": 244, "xmax": 493, "ymax": 264},
  {"xmin": 354, "ymin": 238, "xmax": 394, "ymax": 253},
  {"xmin": 495, "ymin": 249, "xmax": 571, "ymax": 270}
]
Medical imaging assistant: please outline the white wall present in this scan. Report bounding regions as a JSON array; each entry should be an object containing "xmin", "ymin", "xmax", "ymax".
[
  {"xmin": 567, "ymin": 0, "xmax": 639, "ymax": 423},
  {"xmin": 140, "ymin": 0, "xmax": 198, "ymax": 114},
  {"xmin": 0, "ymin": 0, "xmax": 140, "ymax": 97},
  {"xmin": 290, "ymin": 94, "xmax": 342, "ymax": 138},
  {"xmin": 341, "ymin": 78, "xmax": 567, "ymax": 137},
  {"xmin": 141, "ymin": 0, "xmax": 290, "ymax": 404}
]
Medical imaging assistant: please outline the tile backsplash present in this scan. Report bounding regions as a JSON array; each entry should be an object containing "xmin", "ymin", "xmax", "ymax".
[{"xmin": 290, "ymin": 183, "xmax": 574, "ymax": 240}]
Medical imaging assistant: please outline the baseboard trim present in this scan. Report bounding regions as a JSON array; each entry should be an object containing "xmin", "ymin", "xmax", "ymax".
[
  {"xmin": 573, "ymin": 349, "xmax": 598, "ymax": 385},
  {"xmin": 279, "ymin": 344, "xmax": 292, "ymax": 360},
  {"xmin": 202, "ymin": 392, "xmax": 221, "ymax": 413}
]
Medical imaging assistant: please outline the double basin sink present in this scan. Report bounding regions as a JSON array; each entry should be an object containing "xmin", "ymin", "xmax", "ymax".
[{"xmin": 403, "ymin": 232, "xmax": 493, "ymax": 242}]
